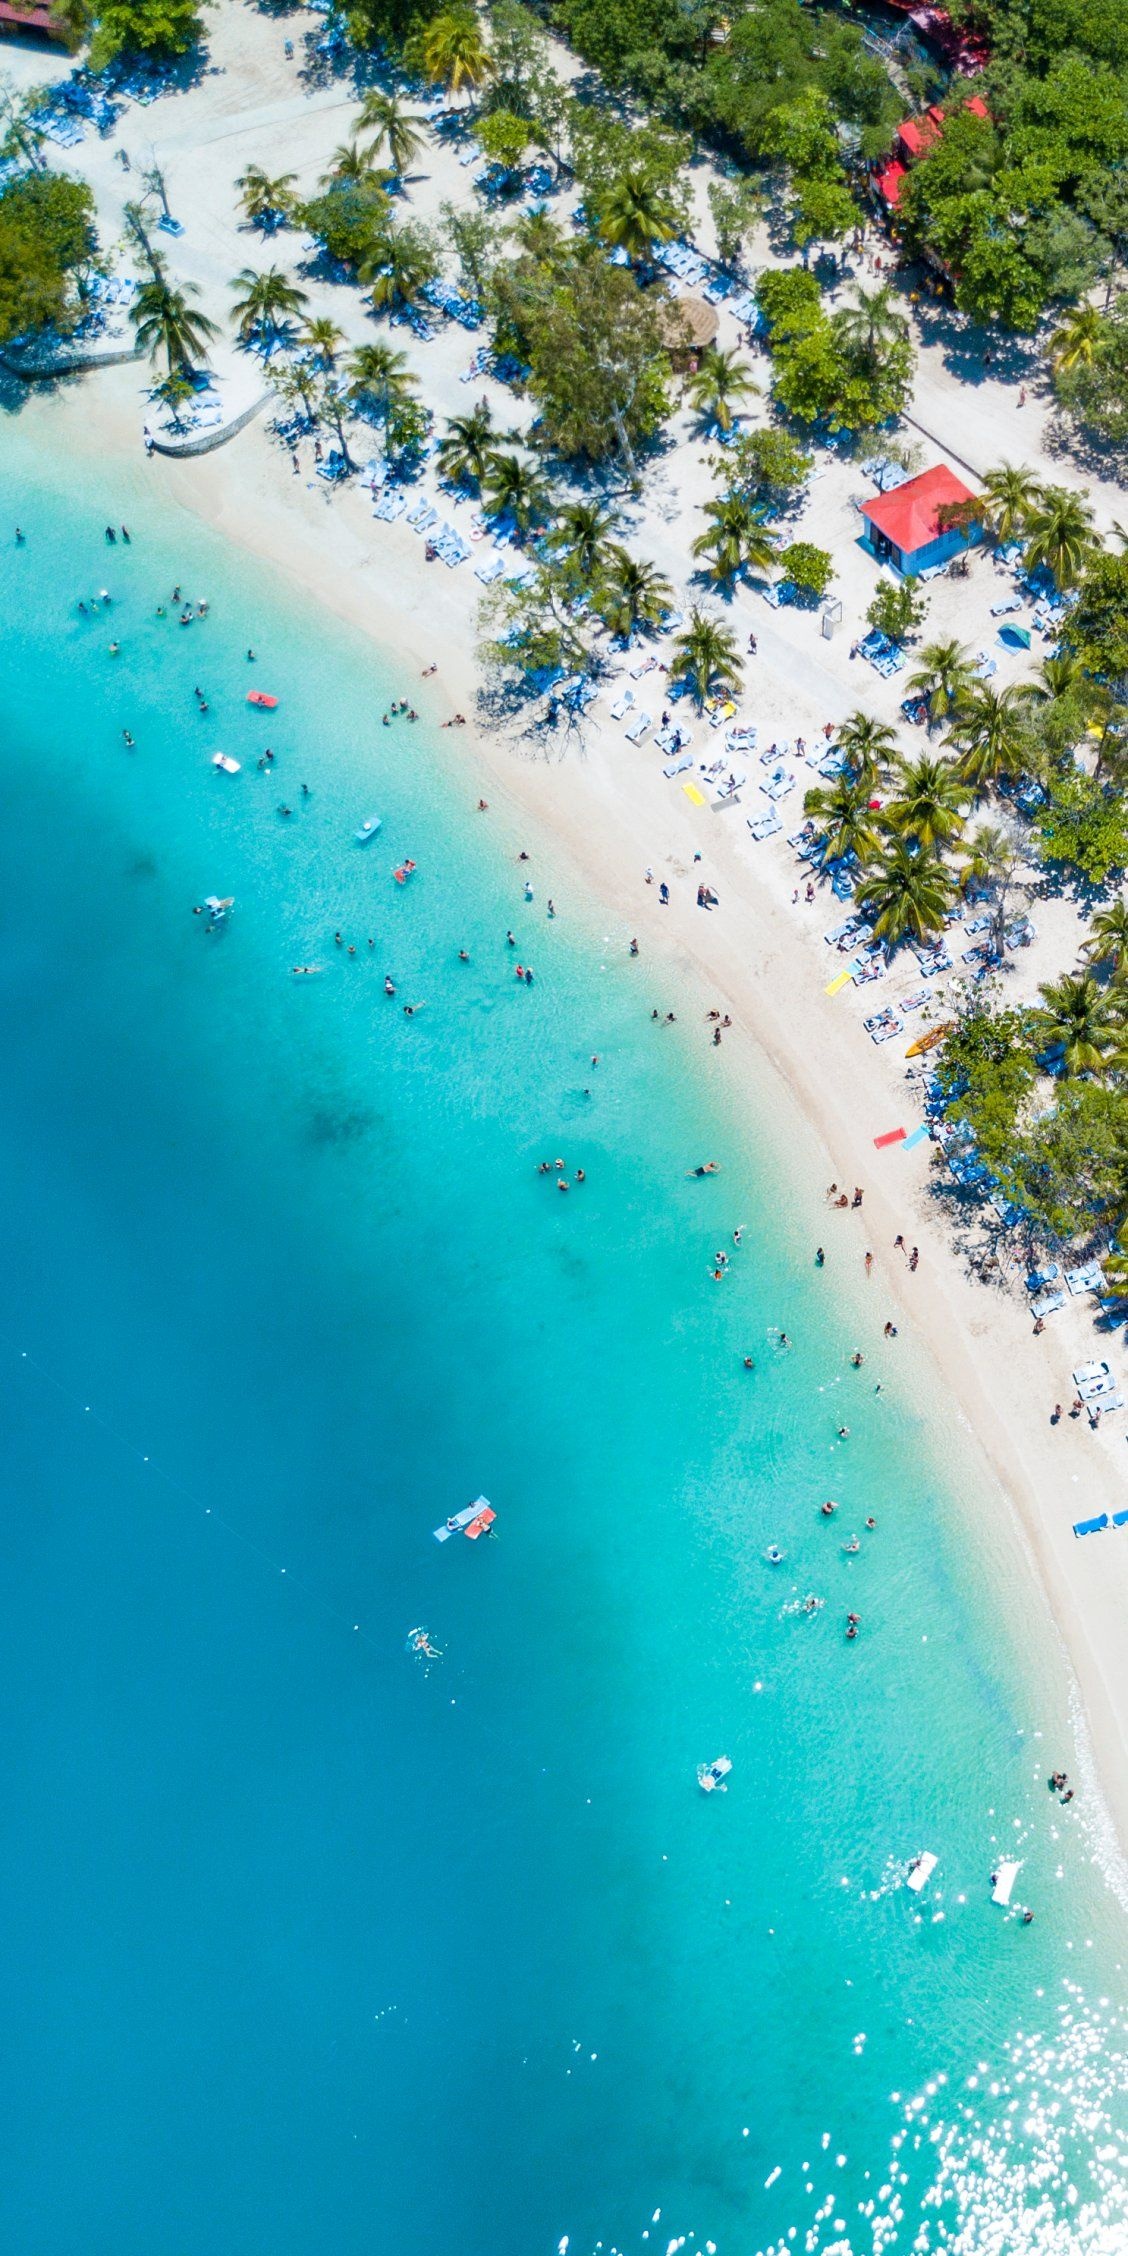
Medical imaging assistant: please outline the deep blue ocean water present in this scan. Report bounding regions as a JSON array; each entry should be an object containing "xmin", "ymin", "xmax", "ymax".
[{"xmin": 1, "ymin": 422, "xmax": 1126, "ymax": 2255}]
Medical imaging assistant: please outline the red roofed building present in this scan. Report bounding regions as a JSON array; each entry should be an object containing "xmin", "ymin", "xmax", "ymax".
[
  {"xmin": 860, "ymin": 466, "xmax": 979, "ymax": 577},
  {"xmin": 877, "ymin": 94, "xmax": 990, "ymax": 207},
  {"xmin": 0, "ymin": 0, "xmax": 68, "ymax": 37}
]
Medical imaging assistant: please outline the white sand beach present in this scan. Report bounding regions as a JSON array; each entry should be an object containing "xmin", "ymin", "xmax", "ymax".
[{"xmin": 9, "ymin": 3, "xmax": 1128, "ymax": 1866}]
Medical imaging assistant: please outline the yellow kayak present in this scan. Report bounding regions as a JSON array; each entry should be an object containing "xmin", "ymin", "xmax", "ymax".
[{"xmin": 905, "ymin": 1022, "xmax": 953, "ymax": 1058}]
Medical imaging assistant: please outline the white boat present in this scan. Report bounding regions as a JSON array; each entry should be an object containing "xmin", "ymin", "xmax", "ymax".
[
  {"xmin": 697, "ymin": 1755, "xmax": 732, "ymax": 1793},
  {"xmin": 991, "ymin": 1859, "xmax": 1021, "ymax": 1906},
  {"xmin": 355, "ymin": 815, "xmax": 382, "ymax": 844},
  {"xmin": 212, "ymin": 753, "xmax": 241, "ymax": 774},
  {"xmin": 203, "ymin": 894, "xmax": 233, "ymax": 923},
  {"xmin": 906, "ymin": 1851, "xmax": 938, "ymax": 1894}
]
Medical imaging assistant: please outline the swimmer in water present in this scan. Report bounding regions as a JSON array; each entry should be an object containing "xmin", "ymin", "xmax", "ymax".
[
  {"xmin": 384, "ymin": 975, "xmax": 395, "ymax": 995},
  {"xmin": 815, "ymin": 1246, "xmax": 825, "ymax": 1266},
  {"xmin": 688, "ymin": 1162, "xmax": 720, "ymax": 1177},
  {"xmin": 851, "ymin": 1351, "xmax": 864, "ymax": 1368},
  {"xmin": 743, "ymin": 1355, "xmax": 754, "ymax": 1370}
]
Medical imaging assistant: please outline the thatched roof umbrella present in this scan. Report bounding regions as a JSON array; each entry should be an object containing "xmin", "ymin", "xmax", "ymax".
[{"xmin": 658, "ymin": 293, "xmax": 720, "ymax": 369}]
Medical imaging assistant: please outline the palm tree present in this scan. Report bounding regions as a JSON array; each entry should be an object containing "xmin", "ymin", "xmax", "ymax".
[
  {"xmin": 686, "ymin": 347, "xmax": 758, "ymax": 434},
  {"xmin": 957, "ymin": 822, "xmax": 1027, "ymax": 951},
  {"xmin": 855, "ymin": 842, "xmax": 956, "ymax": 950},
  {"xmin": 884, "ymin": 752, "xmax": 969, "ymax": 850},
  {"xmin": 230, "ymin": 265, "xmax": 309, "ymax": 349},
  {"xmin": 348, "ymin": 341, "xmax": 417, "ymax": 417},
  {"xmin": 317, "ymin": 376, "xmax": 357, "ymax": 472},
  {"xmin": 123, "ymin": 197, "xmax": 162, "ymax": 274},
  {"xmin": 977, "ymin": 463, "xmax": 1042, "ymax": 548},
  {"xmin": 1048, "ymin": 303, "xmax": 1105, "ymax": 373},
  {"xmin": 1022, "ymin": 485, "xmax": 1096, "ymax": 590},
  {"xmin": 835, "ymin": 711, "xmax": 898, "ymax": 792},
  {"xmin": 422, "ymin": 11, "xmax": 494, "ymax": 98},
  {"xmin": 948, "ymin": 683, "xmax": 1027, "ymax": 798},
  {"xmin": 323, "ymin": 140, "xmax": 384, "ymax": 188},
  {"xmin": 303, "ymin": 315, "xmax": 344, "ymax": 368},
  {"xmin": 237, "ymin": 165, "xmax": 297, "ymax": 233},
  {"xmin": 271, "ymin": 358, "xmax": 320, "ymax": 424},
  {"xmin": 1102, "ymin": 1221, "xmax": 1128, "ymax": 1300},
  {"xmin": 131, "ymin": 276, "xmax": 218, "ymax": 376},
  {"xmin": 832, "ymin": 282, "xmax": 908, "ymax": 369},
  {"xmin": 512, "ymin": 207, "xmax": 567, "ymax": 265},
  {"xmin": 668, "ymin": 608, "xmax": 742, "ymax": 709},
  {"xmin": 906, "ymin": 639, "xmax": 977, "ymax": 729},
  {"xmin": 692, "ymin": 494, "xmax": 778, "ymax": 585},
  {"xmin": 357, "ymin": 89, "xmax": 428, "ymax": 178},
  {"xmin": 959, "ymin": 820, "xmax": 1008, "ymax": 896},
  {"xmin": 598, "ymin": 167, "xmax": 680, "ymax": 265},
  {"xmin": 360, "ymin": 228, "xmax": 436, "ymax": 316},
  {"xmin": 595, "ymin": 548, "xmax": 674, "ymax": 640},
  {"xmin": 1036, "ymin": 971, "xmax": 1121, "ymax": 1076},
  {"xmin": 481, "ymin": 449, "xmax": 552, "ymax": 534},
  {"xmin": 435, "ymin": 403, "xmax": 495, "ymax": 491},
  {"xmin": 552, "ymin": 499, "xmax": 617, "ymax": 580},
  {"xmin": 802, "ymin": 773, "xmax": 882, "ymax": 865},
  {"xmin": 1082, "ymin": 898, "xmax": 1128, "ymax": 977},
  {"xmin": 1023, "ymin": 650, "xmax": 1087, "ymax": 708}
]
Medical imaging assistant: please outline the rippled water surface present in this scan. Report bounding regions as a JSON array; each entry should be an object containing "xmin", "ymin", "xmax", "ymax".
[{"xmin": 1, "ymin": 424, "xmax": 1125, "ymax": 2254}]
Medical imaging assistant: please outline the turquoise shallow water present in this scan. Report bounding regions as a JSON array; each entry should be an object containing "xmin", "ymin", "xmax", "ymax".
[{"xmin": 1, "ymin": 422, "xmax": 1127, "ymax": 2255}]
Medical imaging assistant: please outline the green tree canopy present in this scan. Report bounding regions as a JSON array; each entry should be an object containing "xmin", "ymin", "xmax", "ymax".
[
  {"xmin": 522, "ymin": 255, "xmax": 672, "ymax": 477},
  {"xmin": 0, "ymin": 170, "xmax": 96, "ymax": 343},
  {"xmin": 89, "ymin": 0, "xmax": 209, "ymax": 69}
]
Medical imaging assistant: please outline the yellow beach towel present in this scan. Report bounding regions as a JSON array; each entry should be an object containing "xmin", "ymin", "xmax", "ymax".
[
  {"xmin": 682, "ymin": 783, "xmax": 707, "ymax": 806},
  {"xmin": 825, "ymin": 969, "xmax": 852, "ymax": 996}
]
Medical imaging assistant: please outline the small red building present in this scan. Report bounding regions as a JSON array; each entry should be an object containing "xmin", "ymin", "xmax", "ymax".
[
  {"xmin": 877, "ymin": 94, "xmax": 990, "ymax": 208},
  {"xmin": 0, "ymin": 0, "xmax": 69, "ymax": 38},
  {"xmin": 860, "ymin": 466, "xmax": 979, "ymax": 576}
]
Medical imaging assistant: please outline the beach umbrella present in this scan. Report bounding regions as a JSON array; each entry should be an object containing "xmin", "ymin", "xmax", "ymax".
[{"xmin": 999, "ymin": 623, "xmax": 1032, "ymax": 650}]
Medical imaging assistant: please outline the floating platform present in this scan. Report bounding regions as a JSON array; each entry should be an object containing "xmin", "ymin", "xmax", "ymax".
[{"xmin": 434, "ymin": 1496, "xmax": 495, "ymax": 1544}]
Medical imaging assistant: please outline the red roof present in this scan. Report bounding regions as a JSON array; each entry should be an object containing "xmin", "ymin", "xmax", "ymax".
[
  {"xmin": 897, "ymin": 106, "xmax": 943, "ymax": 160},
  {"xmin": 896, "ymin": 92, "xmax": 990, "ymax": 162},
  {"xmin": 877, "ymin": 158, "xmax": 907, "ymax": 207},
  {"xmin": 861, "ymin": 466, "xmax": 976, "ymax": 555},
  {"xmin": 0, "ymin": 0, "xmax": 64, "ymax": 30}
]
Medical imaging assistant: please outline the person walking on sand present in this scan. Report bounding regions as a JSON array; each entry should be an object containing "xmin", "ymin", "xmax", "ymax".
[
  {"xmin": 909, "ymin": 1245, "xmax": 919, "ymax": 1272},
  {"xmin": 864, "ymin": 1251, "xmax": 873, "ymax": 1274}
]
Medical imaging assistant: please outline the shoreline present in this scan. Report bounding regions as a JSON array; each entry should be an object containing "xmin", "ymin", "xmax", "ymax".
[{"xmin": 16, "ymin": 360, "xmax": 1128, "ymax": 1882}]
